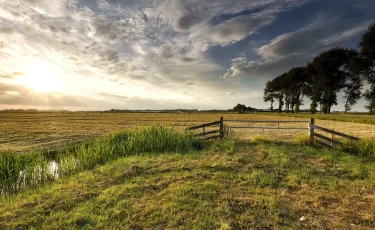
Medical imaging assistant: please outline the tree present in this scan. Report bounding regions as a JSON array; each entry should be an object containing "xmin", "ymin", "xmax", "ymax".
[
  {"xmin": 286, "ymin": 67, "xmax": 308, "ymax": 113},
  {"xmin": 342, "ymin": 50, "xmax": 364, "ymax": 113},
  {"xmin": 364, "ymin": 87, "xmax": 375, "ymax": 114},
  {"xmin": 233, "ymin": 104, "xmax": 247, "ymax": 113},
  {"xmin": 263, "ymin": 81, "xmax": 278, "ymax": 113},
  {"xmin": 360, "ymin": 23, "xmax": 375, "ymax": 68},
  {"xmin": 307, "ymin": 48, "xmax": 350, "ymax": 114},
  {"xmin": 343, "ymin": 76, "xmax": 362, "ymax": 113},
  {"xmin": 305, "ymin": 63, "xmax": 323, "ymax": 114},
  {"xmin": 360, "ymin": 23, "xmax": 375, "ymax": 114},
  {"xmin": 267, "ymin": 73, "xmax": 288, "ymax": 113}
]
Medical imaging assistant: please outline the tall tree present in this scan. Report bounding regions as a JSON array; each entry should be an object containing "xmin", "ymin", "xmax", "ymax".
[
  {"xmin": 286, "ymin": 67, "xmax": 308, "ymax": 113},
  {"xmin": 268, "ymin": 73, "xmax": 288, "ymax": 113},
  {"xmin": 264, "ymin": 81, "xmax": 278, "ymax": 113},
  {"xmin": 343, "ymin": 76, "xmax": 362, "ymax": 113},
  {"xmin": 305, "ymin": 63, "xmax": 323, "ymax": 114},
  {"xmin": 364, "ymin": 86, "xmax": 375, "ymax": 114},
  {"xmin": 307, "ymin": 48, "xmax": 349, "ymax": 114},
  {"xmin": 342, "ymin": 50, "xmax": 364, "ymax": 113},
  {"xmin": 360, "ymin": 23, "xmax": 375, "ymax": 114}
]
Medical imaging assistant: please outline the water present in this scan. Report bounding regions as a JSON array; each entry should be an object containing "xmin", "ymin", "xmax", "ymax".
[{"xmin": 48, "ymin": 160, "xmax": 59, "ymax": 178}]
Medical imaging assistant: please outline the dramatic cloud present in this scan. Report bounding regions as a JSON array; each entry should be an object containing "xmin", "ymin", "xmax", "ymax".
[{"xmin": 0, "ymin": 0, "xmax": 374, "ymax": 111}]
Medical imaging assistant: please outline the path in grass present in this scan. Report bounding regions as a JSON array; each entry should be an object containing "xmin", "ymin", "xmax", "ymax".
[{"xmin": 1, "ymin": 139, "xmax": 374, "ymax": 229}]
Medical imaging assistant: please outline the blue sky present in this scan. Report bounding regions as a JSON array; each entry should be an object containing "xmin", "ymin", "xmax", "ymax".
[{"xmin": 0, "ymin": 0, "xmax": 374, "ymax": 111}]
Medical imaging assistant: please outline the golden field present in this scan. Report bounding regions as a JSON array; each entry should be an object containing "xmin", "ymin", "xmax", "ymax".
[{"xmin": 1, "ymin": 111, "xmax": 375, "ymax": 153}]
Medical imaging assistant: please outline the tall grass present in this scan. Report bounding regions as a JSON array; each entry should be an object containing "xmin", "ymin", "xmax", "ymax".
[
  {"xmin": 0, "ymin": 152, "xmax": 52, "ymax": 195},
  {"xmin": 340, "ymin": 138, "xmax": 375, "ymax": 158},
  {"xmin": 0, "ymin": 125, "xmax": 203, "ymax": 196}
]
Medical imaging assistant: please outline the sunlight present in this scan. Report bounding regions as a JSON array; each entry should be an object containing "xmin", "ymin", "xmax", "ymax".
[{"xmin": 20, "ymin": 60, "xmax": 64, "ymax": 93}]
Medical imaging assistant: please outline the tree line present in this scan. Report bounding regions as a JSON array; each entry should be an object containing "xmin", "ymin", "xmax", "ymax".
[{"xmin": 263, "ymin": 23, "xmax": 375, "ymax": 114}]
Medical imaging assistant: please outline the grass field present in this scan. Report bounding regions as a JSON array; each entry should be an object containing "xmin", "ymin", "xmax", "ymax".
[
  {"xmin": 1, "ymin": 111, "xmax": 375, "ymax": 153},
  {"xmin": 1, "ymin": 138, "xmax": 374, "ymax": 229}
]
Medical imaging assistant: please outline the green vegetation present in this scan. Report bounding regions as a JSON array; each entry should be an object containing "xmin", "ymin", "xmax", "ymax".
[
  {"xmin": 1, "ymin": 137, "xmax": 375, "ymax": 229},
  {"xmin": 0, "ymin": 125, "xmax": 203, "ymax": 196},
  {"xmin": 340, "ymin": 138, "xmax": 375, "ymax": 158},
  {"xmin": 264, "ymin": 23, "xmax": 375, "ymax": 114}
]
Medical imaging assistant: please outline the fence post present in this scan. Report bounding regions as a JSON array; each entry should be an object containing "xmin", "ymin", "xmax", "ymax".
[
  {"xmin": 309, "ymin": 118, "xmax": 315, "ymax": 142},
  {"xmin": 220, "ymin": 117, "xmax": 224, "ymax": 139}
]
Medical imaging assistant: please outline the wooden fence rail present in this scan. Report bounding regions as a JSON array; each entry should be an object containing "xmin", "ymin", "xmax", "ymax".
[
  {"xmin": 188, "ymin": 117, "xmax": 224, "ymax": 140},
  {"xmin": 189, "ymin": 117, "xmax": 360, "ymax": 146},
  {"xmin": 225, "ymin": 120, "xmax": 309, "ymax": 132},
  {"xmin": 308, "ymin": 118, "xmax": 360, "ymax": 147}
]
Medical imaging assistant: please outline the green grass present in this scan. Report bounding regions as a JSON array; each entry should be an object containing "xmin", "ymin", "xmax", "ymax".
[
  {"xmin": 1, "ymin": 138, "xmax": 375, "ymax": 229},
  {"xmin": 0, "ymin": 125, "xmax": 203, "ymax": 196},
  {"xmin": 340, "ymin": 138, "xmax": 375, "ymax": 158}
]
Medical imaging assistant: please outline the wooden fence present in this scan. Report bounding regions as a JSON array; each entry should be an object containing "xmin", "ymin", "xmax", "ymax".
[
  {"xmin": 188, "ymin": 117, "xmax": 224, "ymax": 140},
  {"xmin": 224, "ymin": 120, "xmax": 308, "ymax": 133},
  {"xmin": 308, "ymin": 118, "xmax": 360, "ymax": 147},
  {"xmin": 188, "ymin": 117, "xmax": 360, "ymax": 146}
]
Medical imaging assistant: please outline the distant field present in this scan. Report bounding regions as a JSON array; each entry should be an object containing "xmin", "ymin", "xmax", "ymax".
[
  {"xmin": 1, "ymin": 111, "xmax": 375, "ymax": 153},
  {"xmin": 262, "ymin": 112, "xmax": 375, "ymax": 125}
]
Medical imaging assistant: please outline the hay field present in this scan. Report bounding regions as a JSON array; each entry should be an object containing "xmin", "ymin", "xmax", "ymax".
[{"xmin": 1, "ymin": 111, "xmax": 375, "ymax": 153}]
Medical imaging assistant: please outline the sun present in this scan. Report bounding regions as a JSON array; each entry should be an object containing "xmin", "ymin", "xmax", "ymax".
[{"xmin": 20, "ymin": 60, "xmax": 64, "ymax": 93}]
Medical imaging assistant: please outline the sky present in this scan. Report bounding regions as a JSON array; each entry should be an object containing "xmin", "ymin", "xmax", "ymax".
[{"xmin": 0, "ymin": 0, "xmax": 375, "ymax": 111}]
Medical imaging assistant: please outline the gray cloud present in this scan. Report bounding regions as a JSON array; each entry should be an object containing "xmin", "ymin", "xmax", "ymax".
[
  {"xmin": 49, "ymin": 25, "xmax": 71, "ymax": 34},
  {"xmin": 93, "ymin": 18, "xmax": 120, "ymax": 41},
  {"xmin": 0, "ymin": 27, "xmax": 14, "ymax": 33},
  {"xmin": 209, "ymin": 14, "xmax": 274, "ymax": 45},
  {"xmin": 258, "ymin": 18, "xmax": 374, "ymax": 59},
  {"xmin": 222, "ymin": 18, "xmax": 374, "ymax": 79}
]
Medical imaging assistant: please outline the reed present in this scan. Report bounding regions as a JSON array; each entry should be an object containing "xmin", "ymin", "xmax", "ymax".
[{"xmin": 0, "ymin": 125, "xmax": 203, "ymax": 195}]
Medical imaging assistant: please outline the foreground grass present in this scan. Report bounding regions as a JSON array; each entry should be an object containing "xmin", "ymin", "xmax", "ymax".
[{"xmin": 1, "ymin": 139, "xmax": 374, "ymax": 229}]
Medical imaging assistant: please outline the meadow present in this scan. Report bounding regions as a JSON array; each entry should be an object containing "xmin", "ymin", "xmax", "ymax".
[
  {"xmin": 1, "ymin": 111, "xmax": 375, "ymax": 229},
  {"xmin": 1, "ymin": 137, "xmax": 374, "ymax": 229},
  {"xmin": 1, "ymin": 111, "xmax": 375, "ymax": 153}
]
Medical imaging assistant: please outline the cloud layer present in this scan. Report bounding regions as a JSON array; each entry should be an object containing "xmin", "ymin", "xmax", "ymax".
[{"xmin": 0, "ymin": 0, "xmax": 374, "ymax": 111}]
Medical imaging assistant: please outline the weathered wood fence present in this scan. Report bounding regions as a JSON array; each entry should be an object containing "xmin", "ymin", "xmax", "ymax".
[
  {"xmin": 189, "ymin": 117, "xmax": 360, "ymax": 146},
  {"xmin": 188, "ymin": 117, "xmax": 224, "ymax": 140},
  {"xmin": 225, "ymin": 119, "xmax": 308, "ymax": 133},
  {"xmin": 308, "ymin": 118, "xmax": 360, "ymax": 147}
]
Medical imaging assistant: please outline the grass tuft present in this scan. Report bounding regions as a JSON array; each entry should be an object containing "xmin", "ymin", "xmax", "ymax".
[
  {"xmin": 294, "ymin": 134, "xmax": 311, "ymax": 145},
  {"xmin": 341, "ymin": 138, "xmax": 375, "ymax": 158},
  {"xmin": 252, "ymin": 135, "xmax": 269, "ymax": 142}
]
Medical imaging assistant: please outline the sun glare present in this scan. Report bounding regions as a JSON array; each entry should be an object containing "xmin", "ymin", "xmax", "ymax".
[{"xmin": 20, "ymin": 61, "xmax": 64, "ymax": 93}]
